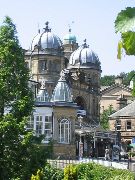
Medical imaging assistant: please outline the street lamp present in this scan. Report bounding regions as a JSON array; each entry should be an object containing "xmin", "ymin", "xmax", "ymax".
[
  {"xmin": 78, "ymin": 116, "xmax": 84, "ymax": 160},
  {"xmin": 114, "ymin": 120, "xmax": 121, "ymax": 146}
]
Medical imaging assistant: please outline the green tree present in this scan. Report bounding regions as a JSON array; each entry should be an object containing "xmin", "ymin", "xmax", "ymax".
[
  {"xmin": 100, "ymin": 105, "xmax": 115, "ymax": 130},
  {"xmin": 0, "ymin": 16, "xmax": 47, "ymax": 179},
  {"xmin": 100, "ymin": 75, "xmax": 115, "ymax": 86},
  {"xmin": 115, "ymin": 7, "xmax": 135, "ymax": 58},
  {"xmin": 115, "ymin": 7, "xmax": 135, "ymax": 96}
]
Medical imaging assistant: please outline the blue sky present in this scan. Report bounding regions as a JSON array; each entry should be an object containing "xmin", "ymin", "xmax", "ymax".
[{"xmin": 0, "ymin": 0, "xmax": 135, "ymax": 76}]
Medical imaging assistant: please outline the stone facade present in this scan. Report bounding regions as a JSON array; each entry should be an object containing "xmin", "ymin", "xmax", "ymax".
[
  {"xmin": 100, "ymin": 81, "xmax": 133, "ymax": 113},
  {"xmin": 109, "ymin": 117, "xmax": 135, "ymax": 143},
  {"xmin": 109, "ymin": 100, "xmax": 135, "ymax": 143},
  {"xmin": 53, "ymin": 144, "xmax": 76, "ymax": 159},
  {"xmin": 25, "ymin": 23, "xmax": 101, "ymax": 126}
]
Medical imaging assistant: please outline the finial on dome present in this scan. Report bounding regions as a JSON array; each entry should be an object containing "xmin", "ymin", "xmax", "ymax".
[
  {"xmin": 40, "ymin": 80, "xmax": 46, "ymax": 89},
  {"xmin": 44, "ymin": 21, "xmax": 51, "ymax": 32},
  {"xmin": 37, "ymin": 23, "xmax": 40, "ymax": 33},
  {"xmin": 59, "ymin": 70, "xmax": 66, "ymax": 81},
  {"xmin": 83, "ymin": 39, "xmax": 89, "ymax": 48}
]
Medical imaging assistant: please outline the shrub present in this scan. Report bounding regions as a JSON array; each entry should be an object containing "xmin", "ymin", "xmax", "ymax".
[
  {"xmin": 31, "ymin": 164, "xmax": 64, "ymax": 180},
  {"xmin": 64, "ymin": 164, "xmax": 77, "ymax": 180}
]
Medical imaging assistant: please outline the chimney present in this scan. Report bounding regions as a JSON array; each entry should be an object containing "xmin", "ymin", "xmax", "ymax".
[
  {"xmin": 116, "ymin": 94, "xmax": 127, "ymax": 110},
  {"xmin": 115, "ymin": 76, "xmax": 123, "ymax": 85}
]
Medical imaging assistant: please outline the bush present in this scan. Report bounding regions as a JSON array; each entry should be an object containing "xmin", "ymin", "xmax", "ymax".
[
  {"xmin": 65, "ymin": 162, "xmax": 134, "ymax": 180},
  {"xmin": 64, "ymin": 164, "xmax": 77, "ymax": 180},
  {"xmin": 31, "ymin": 162, "xmax": 135, "ymax": 180},
  {"xmin": 31, "ymin": 164, "xmax": 64, "ymax": 180}
]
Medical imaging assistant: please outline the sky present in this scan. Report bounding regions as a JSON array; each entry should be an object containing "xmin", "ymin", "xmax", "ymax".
[{"xmin": 0, "ymin": 0, "xmax": 135, "ymax": 76}]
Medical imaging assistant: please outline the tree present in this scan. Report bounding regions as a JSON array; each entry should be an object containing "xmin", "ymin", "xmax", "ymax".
[
  {"xmin": 115, "ymin": 7, "xmax": 135, "ymax": 59},
  {"xmin": 100, "ymin": 75, "xmax": 115, "ymax": 86},
  {"xmin": 0, "ymin": 16, "xmax": 47, "ymax": 179},
  {"xmin": 115, "ymin": 7, "xmax": 135, "ymax": 96},
  {"xmin": 100, "ymin": 105, "xmax": 115, "ymax": 130}
]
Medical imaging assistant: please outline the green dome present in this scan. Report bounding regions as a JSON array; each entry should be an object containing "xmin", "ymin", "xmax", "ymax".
[{"xmin": 63, "ymin": 29, "xmax": 76, "ymax": 45}]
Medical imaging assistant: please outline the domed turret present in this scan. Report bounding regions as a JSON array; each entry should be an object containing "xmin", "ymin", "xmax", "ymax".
[
  {"xmin": 69, "ymin": 39, "xmax": 100, "ymax": 68},
  {"xmin": 31, "ymin": 22, "xmax": 62, "ymax": 52},
  {"xmin": 36, "ymin": 81, "xmax": 50, "ymax": 102},
  {"xmin": 63, "ymin": 28, "xmax": 76, "ymax": 45},
  {"xmin": 51, "ymin": 70, "xmax": 73, "ymax": 102}
]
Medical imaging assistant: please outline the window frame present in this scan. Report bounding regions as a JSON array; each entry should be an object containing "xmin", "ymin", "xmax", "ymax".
[
  {"xmin": 59, "ymin": 119, "xmax": 71, "ymax": 144},
  {"xmin": 33, "ymin": 114, "xmax": 52, "ymax": 143},
  {"xmin": 126, "ymin": 120, "xmax": 131, "ymax": 131}
]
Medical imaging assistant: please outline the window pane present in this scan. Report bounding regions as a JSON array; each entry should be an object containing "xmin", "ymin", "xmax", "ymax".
[
  {"xmin": 36, "ymin": 116, "xmax": 42, "ymax": 136},
  {"xmin": 59, "ymin": 119, "xmax": 70, "ymax": 143},
  {"xmin": 127, "ymin": 121, "xmax": 131, "ymax": 130},
  {"xmin": 38, "ymin": 60, "xmax": 47, "ymax": 73},
  {"xmin": 44, "ymin": 116, "xmax": 52, "ymax": 142},
  {"xmin": 45, "ymin": 123, "xmax": 52, "ymax": 129}
]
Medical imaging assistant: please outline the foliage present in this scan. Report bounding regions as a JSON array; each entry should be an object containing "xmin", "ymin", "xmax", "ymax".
[
  {"xmin": 31, "ymin": 163, "xmax": 134, "ymax": 180},
  {"xmin": 0, "ymin": 16, "xmax": 48, "ymax": 179},
  {"xmin": 100, "ymin": 75, "xmax": 115, "ymax": 86},
  {"xmin": 32, "ymin": 162, "xmax": 134, "ymax": 180},
  {"xmin": 121, "ymin": 31, "xmax": 135, "ymax": 55},
  {"xmin": 100, "ymin": 105, "xmax": 115, "ymax": 130},
  {"xmin": 31, "ymin": 164, "xmax": 64, "ymax": 180},
  {"xmin": 115, "ymin": 7, "xmax": 135, "ymax": 59},
  {"xmin": 101, "ymin": 70, "xmax": 135, "ymax": 87},
  {"xmin": 115, "ymin": 7, "xmax": 135, "ymax": 33},
  {"xmin": 64, "ymin": 164, "xmax": 77, "ymax": 180},
  {"xmin": 31, "ymin": 169, "xmax": 43, "ymax": 180}
]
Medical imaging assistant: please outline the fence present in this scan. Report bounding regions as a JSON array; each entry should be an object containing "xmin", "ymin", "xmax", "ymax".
[{"xmin": 47, "ymin": 157, "xmax": 128, "ymax": 170}]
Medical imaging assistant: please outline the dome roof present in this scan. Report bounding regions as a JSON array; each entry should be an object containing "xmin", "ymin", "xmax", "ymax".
[
  {"xmin": 36, "ymin": 89, "xmax": 50, "ymax": 102},
  {"xmin": 69, "ymin": 40, "xmax": 100, "ymax": 67},
  {"xmin": 31, "ymin": 22, "xmax": 62, "ymax": 51},
  {"xmin": 63, "ymin": 28, "xmax": 76, "ymax": 45},
  {"xmin": 51, "ymin": 71, "xmax": 73, "ymax": 102}
]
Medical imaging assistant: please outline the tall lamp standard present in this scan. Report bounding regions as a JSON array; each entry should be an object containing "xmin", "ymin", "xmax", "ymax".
[
  {"xmin": 114, "ymin": 120, "xmax": 121, "ymax": 146},
  {"xmin": 78, "ymin": 116, "xmax": 84, "ymax": 160}
]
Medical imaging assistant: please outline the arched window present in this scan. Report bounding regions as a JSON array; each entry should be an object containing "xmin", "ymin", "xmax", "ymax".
[{"xmin": 59, "ymin": 119, "xmax": 71, "ymax": 144}]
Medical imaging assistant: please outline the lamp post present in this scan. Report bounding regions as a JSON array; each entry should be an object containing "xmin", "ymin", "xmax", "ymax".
[
  {"xmin": 114, "ymin": 120, "xmax": 121, "ymax": 146},
  {"xmin": 78, "ymin": 116, "xmax": 84, "ymax": 160},
  {"xmin": 93, "ymin": 127, "xmax": 97, "ymax": 157}
]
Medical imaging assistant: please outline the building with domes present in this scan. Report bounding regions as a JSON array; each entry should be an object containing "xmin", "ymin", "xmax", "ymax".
[
  {"xmin": 25, "ymin": 22, "xmax": 101, "ymax": 124},
  {"xmin": 25, "ymin": 22, "xmax": 114, "ymax": 158}
]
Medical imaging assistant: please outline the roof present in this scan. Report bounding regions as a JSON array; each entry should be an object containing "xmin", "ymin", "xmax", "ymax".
[
  {"xmin": 35, "ymin": 101, "xmax": 78, "ymax": 108},
  {"xmin": 69, "ymin": 39, "xmax": 100, "ymax": 68},
  {"xmin": 109, "ymin": 100, "xmax": 135, "ymax": 118},
  {"xmin": 31, "ymin": 22, "xmax": 62, "ymax": 53},
  {"xmin": 63, "ymin": 28, "xmax": 76, "ymax": 45},
  {"xmin": 101, "ymin": 83, "xmax": 132, "ymax": 95},
  {"xmin": 51, "ymin": 70, "xmax": 73, "ymax": 102}
]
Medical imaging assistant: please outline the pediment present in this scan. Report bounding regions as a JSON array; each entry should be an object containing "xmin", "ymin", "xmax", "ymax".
[{"xmin": 101, "ymin": 85, "xmax": 132, "ymax": 97}]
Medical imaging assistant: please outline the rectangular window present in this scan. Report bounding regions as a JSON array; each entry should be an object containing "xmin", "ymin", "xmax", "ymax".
[
  {"xmin": 38, "ymin": 60, "xmax": 47, "ymax": 73},
  {"xmin": 44, "ymin": 116, "xmax": 52, "ymax": 142},
  {"xmin": 116, "ymin": 120, "xmax": 121, "ymax": 131},
  {"xmin": 36, "ymin": 116, "xmax": 42, "ymax": 136},
  {"xmin": 126, "ymin": 121, "xmax": 131, "ymax": 130},
  {"xmin": 26, "ymin": 116, "xmax": 34, "ymax": 130},
  {"xmin": 25, "ymin": 62, "xmax": 29, "ymax": 69}
]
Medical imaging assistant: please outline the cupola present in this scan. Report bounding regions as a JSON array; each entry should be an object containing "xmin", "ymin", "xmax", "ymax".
[
  {"xmin": 31, "ymin": 22, "xmax": 62, "ymax": 52},
  {"xmin": 51, "ymin": 70, "xmax": 73, "ymax": 102},
  {"xmin": 63, "ymin": 28, "xmax": 77, "ymax": 45},
  {"xmin": 69, "ymin": 39, "xmax": 100, "ymax": 68}
]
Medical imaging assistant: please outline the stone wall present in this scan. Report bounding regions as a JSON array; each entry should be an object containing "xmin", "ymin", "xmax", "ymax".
[{"xmin": 53, "ymin": 143, "xmax": 76, "ymax": 159}]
